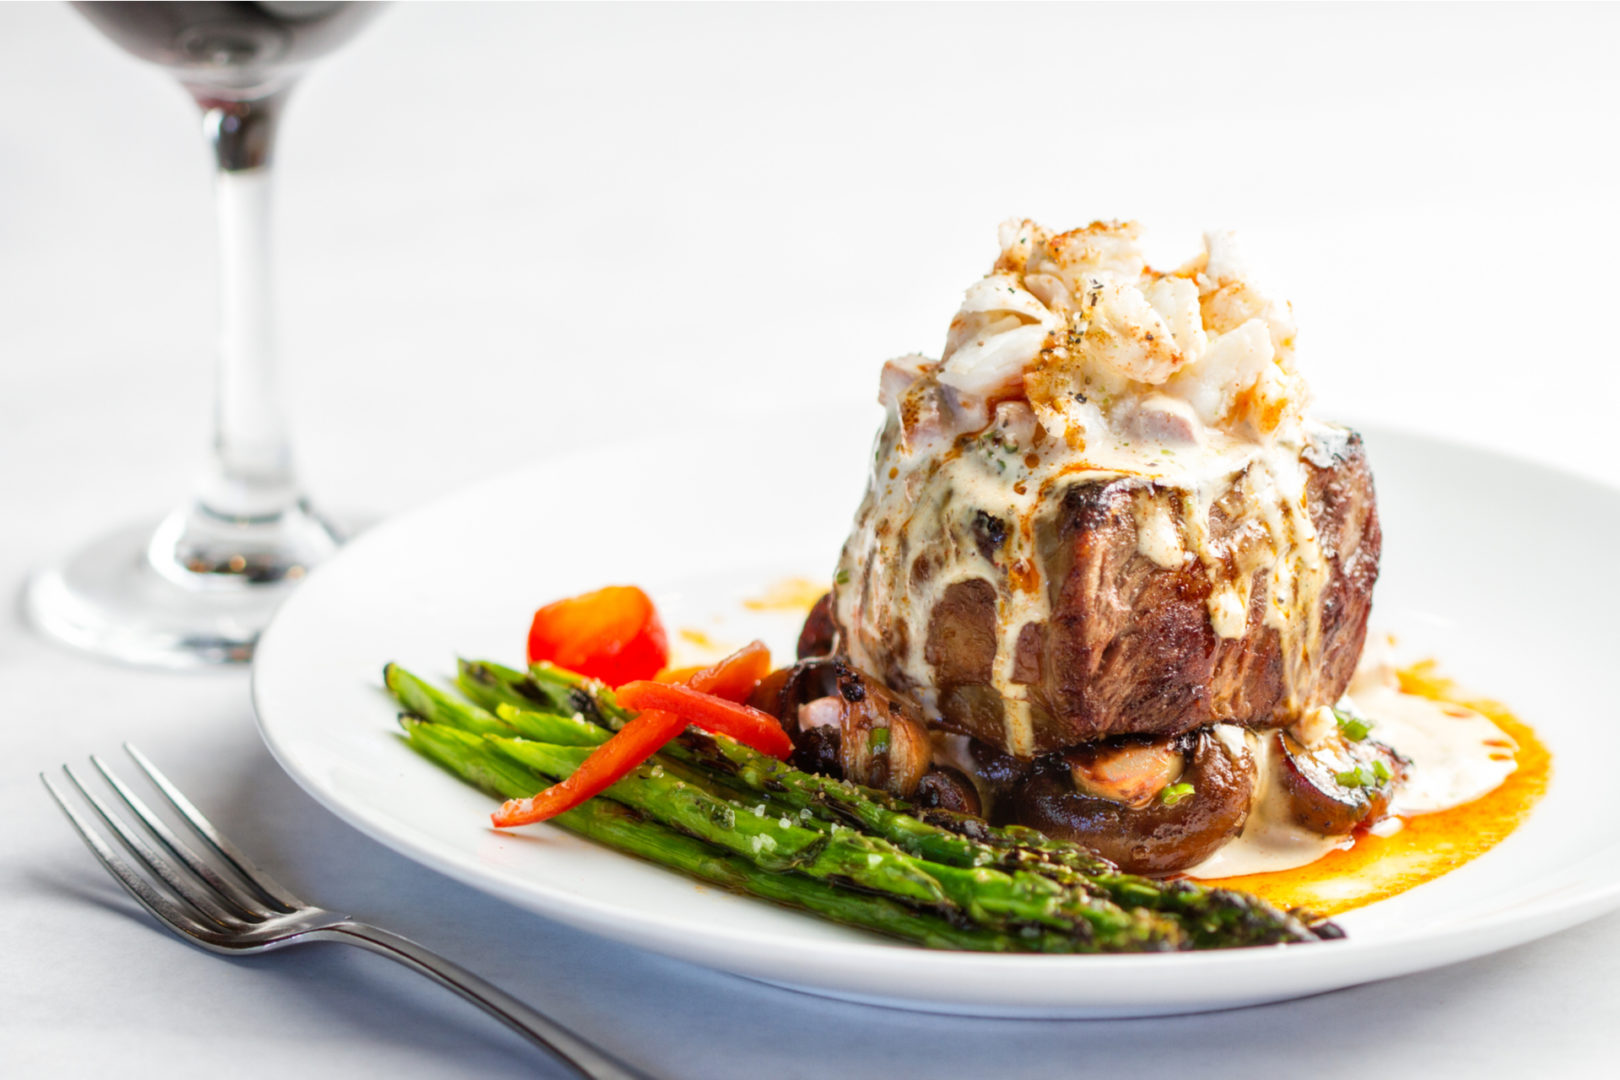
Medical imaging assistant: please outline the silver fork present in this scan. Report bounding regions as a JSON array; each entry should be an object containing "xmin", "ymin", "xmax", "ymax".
[{"xmin": 43, "ymin": 744, "xmax": 649, "ymax": 1080}]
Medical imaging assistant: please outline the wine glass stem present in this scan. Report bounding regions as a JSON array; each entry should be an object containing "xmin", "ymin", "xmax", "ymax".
[{"xmin": 199, "ymin": 90, "xmax": 297, "ymax": 522}]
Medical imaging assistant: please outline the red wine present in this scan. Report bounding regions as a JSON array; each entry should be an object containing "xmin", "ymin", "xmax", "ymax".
[{"xmin": 73, "ymin": 2, "xmax": 377, "ymax": 97}]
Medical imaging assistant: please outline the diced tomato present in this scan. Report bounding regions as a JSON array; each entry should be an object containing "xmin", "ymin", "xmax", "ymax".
[
  {"xmin": 525, "ymin": 585, "xmax": 669, "ymax": 686},
  {"xmin": 616, "ymin": 680, "xmax": 794, "ymax": 760},
  {"xmin": 686, "ymin": 640, "xmax": 771, "ymax": 703},
  {"xmin": 491, "ymin": 708, "xmax": 686, "ymax": 827}
]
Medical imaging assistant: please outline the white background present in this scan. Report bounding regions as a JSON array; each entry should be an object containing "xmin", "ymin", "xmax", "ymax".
[{"xmin": 3, "ymin": 2, "xmax": 1617, "ymax": 1076}]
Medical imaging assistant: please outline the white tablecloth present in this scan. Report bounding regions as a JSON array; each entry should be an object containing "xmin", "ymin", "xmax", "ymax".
[{"xmin": 4, "ymin": 3, "xmax": 1617, "ymax": 1076}]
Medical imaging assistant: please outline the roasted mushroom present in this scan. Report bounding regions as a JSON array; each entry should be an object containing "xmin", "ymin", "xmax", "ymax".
[
  {"xmin": 963, "ymin": 739, "xmax": 1034, "ymax": 815},
  {"xmin": 1005, "ymin": 729, "xmax": 1255, "ymax": 875},
  {"xmin": 751, "ymin": 658, "xmax": 838, "ymax": 725},
  {"xmin": 791, "ymin": 702, "xmax": 845, "ymax": 777},
  {"xmin": 832, "ymin": 662, "xmax": 933, "ymax": 797},
  {"xmin": 913, "ymin": 766, "xmax": 982, "ymax": 815},
  {"xmin": 750, "ymin": 659, "xmax": 841, "ymax": 775},
  {"xmin": 1275, "ymin": 708, "xmax": 1405, "ymax": 836},
  {"xmin": 797, "ymin": 592, "xmax": 837, "ymax": 659},
  {"xmin": 756, "ymin": 658, "xmax": 934, "ymax": 798}
]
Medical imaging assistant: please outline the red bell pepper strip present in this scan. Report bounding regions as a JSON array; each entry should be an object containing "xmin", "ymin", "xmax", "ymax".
[
  {"xmin": 525, "ymin": 585, "xmax": 669, "ymax": 686},
  {"xmin": 685, "ymin": 640, "xmax": 772, "ymax": 703},
  {"xmin": 493, "ymin": 640, "xmax": 790, "ymax": 828},
  {"xmin": 491, "ymin": 707, "xmax": 686, "ymax": 827},
  {"xmin": 616, "ymin": 680, "xmax": 794, "ymax": 760}
]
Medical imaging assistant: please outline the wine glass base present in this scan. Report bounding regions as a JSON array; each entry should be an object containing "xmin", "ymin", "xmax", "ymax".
[{"xmin": 23, "ymin": 519, "xmax": 332, "ymax": 669}]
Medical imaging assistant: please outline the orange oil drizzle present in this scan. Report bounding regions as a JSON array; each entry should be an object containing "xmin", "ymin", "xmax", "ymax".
[
  {"xmin": 667, "ymin": 627, "xmax": 740, "ymax": 669},
  {"xmin": 1201, "ymin": 661, "xmax": 1552, "ymax": 916},
  {"xmin": 677, "ymin": 627, "xmax": 723, "ymax": 651},
  {"xmin": 741, "ymin": 576, "xmax": 829, "ymax": 613}
]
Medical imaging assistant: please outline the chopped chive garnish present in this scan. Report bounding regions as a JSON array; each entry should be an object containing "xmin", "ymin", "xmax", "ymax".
[
  {"xmin": 1335, "ymin": 766, "xmax": 1370, "ymax": 789},
  {"xmin": 834, "ymin": 568, "xmax": 850, "ymax": 586},
  {"xmin": 1372, "ymin": 760, "xmax": 1392, "ymax": 783},
  {"xmin": 868, "ymin": 727, "xmax": 890, "ymax": 754},
  {"xmin": 1334, "ymin": 708, "xmax": 1372, "ymax": 742},
  {"xmin": 1160, "ymin": 782, "xmax": 1195, "ymax": 807}
]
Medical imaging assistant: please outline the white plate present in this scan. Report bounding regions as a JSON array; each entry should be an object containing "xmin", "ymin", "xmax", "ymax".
[{"xmin": 253, "ymin": 409, "xmax": 1620, "ymax": 1017}]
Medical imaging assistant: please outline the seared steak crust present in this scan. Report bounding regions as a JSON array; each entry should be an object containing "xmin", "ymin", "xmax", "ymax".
[{"xmin": 921, "ymin": 430, "xmax": 1380, "ymax": 752}]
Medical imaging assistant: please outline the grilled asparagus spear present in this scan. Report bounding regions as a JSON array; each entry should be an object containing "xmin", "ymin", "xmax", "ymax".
[
  {"xmin": 486, "ymin": 735, "xmax": 1179, "ymax": 950},
  {"xmin": 410, "ymin": 662, "xmax": 810, "ymax": 818},
  {"xmin": 401, "ymin": 718, "xmax": 1082, "ymax": 952}
]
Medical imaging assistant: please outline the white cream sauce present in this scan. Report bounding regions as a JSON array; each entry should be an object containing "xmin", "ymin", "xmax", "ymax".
[
  {"xmin": 1185, "ymin": 731, "xmax": 1350, "ymax": 879},
  {"xmin": 1353, "ymin": 680, "xmax": 1518, "ymax": 817}
]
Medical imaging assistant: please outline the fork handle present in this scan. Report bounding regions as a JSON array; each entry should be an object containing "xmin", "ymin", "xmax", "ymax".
[{"xmin": 316, "ymin": 921, "xmax": 650, "ymax": 1079}]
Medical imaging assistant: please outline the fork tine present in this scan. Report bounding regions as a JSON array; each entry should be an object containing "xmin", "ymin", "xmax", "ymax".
[
  {"xmin": 123, "ymin": 743, "xmax": 303, "ymax": 913},
  {"xmin": 90, "ymin": 755, "xmax": 269, "ymax": 922},
  {"xmin": 60, "ymin": 764, "xmax": 249, "ymax": 929},
  {"xmin": 41, "ymin": 773, "xmax": 223, "ymax": 945}
]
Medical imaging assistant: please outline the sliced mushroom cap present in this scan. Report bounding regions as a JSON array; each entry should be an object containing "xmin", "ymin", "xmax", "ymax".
[
  {"xmin": 756, "ymin": 658, "xmax": 934, "ymax": 797},
  {"xmin": 1275, "ymin": 729, "xmax": 1405, "ymax": 836},
  {"xmin": 833, "ymin": 662, "xmax": 933, "ymax": 797},
  {"xmin": 1005, "ymin": 729, "xmax": 1255, "ymax": 875}
]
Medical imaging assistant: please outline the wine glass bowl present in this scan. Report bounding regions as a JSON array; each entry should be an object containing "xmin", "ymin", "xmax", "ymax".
[
  {"xmin": 25, "ymin": 3, "xmax": 382, "ymax": 668},
  {"xmin": 72, "ymin": 2, "xmax": 376, "ymax": 98}
]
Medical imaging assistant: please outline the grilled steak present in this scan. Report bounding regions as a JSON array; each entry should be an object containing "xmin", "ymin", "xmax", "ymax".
[{"xmin": 837, "ymin": 426, "xmax": 1380, "ymax": 756}]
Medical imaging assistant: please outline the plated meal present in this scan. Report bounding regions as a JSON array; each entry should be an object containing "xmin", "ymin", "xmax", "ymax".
[{"xmin": 382, "ymin": 219, "xmax": 1549, "ymax": 953}]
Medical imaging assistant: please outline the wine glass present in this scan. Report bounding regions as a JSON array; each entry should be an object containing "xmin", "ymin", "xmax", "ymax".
[{"xmin": 24, "ymin": 2, "xmax": 382, "ymax": 667}]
